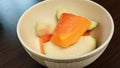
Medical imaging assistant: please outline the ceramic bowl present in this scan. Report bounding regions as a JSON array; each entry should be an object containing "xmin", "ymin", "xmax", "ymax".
[{"xmin": 17, "ymin": 0, "xmax": 114, "ymax": 68}]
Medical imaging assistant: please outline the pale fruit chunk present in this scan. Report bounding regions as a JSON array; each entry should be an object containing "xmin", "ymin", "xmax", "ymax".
[
  {"xmin": 44, "ymin": 36, "xmax": 96, "ymax": 58},
  {"xmin": 88, "ymin": 20, "xmax": 98, "ymax": 30},
  {"xmin": 36, "ymin": 22, "xmax": 56, "ymax": 36}
]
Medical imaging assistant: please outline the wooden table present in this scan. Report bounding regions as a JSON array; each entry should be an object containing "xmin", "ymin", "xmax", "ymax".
[{"xmin": 0, "ymin": 0, "xmax": 119, "ymax": 68}]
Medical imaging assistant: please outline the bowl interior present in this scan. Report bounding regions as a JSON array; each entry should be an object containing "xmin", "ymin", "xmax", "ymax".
[{"xmin": 17, "ymin": 0, "xmax": 113, "ymax": 57}]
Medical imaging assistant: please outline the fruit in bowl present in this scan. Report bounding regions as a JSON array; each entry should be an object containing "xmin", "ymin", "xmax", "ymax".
[
  {"xmin": 17, "ymin": 0, "xmax": 114, "ymax": 67},
  {"xmin": 36, "ymin": 9, "xmax": 98, "ymax": 58}
]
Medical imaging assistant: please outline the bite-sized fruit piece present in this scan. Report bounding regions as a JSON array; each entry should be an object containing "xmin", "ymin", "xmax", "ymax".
[
  {"xmin": 88, "ymin": 20, "xmax": 98, "ymax": 30},
  {"xmin": 40, "ymin": 34, "xmax": 52, "ymax": 54},
  {"xmin": 36, "ymin": 22, "xmax": 56, "ymax": 36},
  {"xmin": 36, "ymin": 22, "xmax": 49, "ymax": 36},
  {"xmin": 51, "ymin": 13, "xmax": 91, "ymax": 48},
  {"xmin": 44, "ymin": 36, "xmax": 96, "ymax": 58}
]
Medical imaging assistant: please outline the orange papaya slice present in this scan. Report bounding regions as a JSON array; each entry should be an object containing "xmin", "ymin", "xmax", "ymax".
[
  {"xmin": 40, "ymin": 34, "xmax": 52, "ymax": 54},
  {"xmin": 51, "ymin": 13, "xmax": 91, "ymax": 48}
]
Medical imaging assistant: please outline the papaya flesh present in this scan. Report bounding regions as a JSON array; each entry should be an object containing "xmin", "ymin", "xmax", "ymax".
[{"xmin": 51, "ymin": 13, "xmax": 91, "ymax": 48}]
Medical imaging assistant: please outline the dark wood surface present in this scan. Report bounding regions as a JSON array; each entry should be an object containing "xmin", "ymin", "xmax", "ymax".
[{"xmin": 0, "ymin": 0, "xmax": 120, "ymax": 68}]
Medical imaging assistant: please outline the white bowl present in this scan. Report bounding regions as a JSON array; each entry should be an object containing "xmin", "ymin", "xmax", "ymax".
[{"xmin": 17, "ymin": 0, "xmax": 114, "ymax": 68}]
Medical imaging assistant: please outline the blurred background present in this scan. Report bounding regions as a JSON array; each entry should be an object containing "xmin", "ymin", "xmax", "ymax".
[
  {"xmin": 0, "ymin": 0, "xmax": 43, "ymax": 37},
  {"xmin": 0, "ymin": 0, "xmax": 46, "ymax": 68}
]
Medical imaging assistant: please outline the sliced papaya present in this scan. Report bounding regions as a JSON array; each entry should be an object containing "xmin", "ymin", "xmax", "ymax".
[
  {"xmin": 51, "ymin": 13, "xmax": 91, "ymax": 48},
  {"xmin": 40, "ymin": 34, "xmax": 52, "ymax": 54}
]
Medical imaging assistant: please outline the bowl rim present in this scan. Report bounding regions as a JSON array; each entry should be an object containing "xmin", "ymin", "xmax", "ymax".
[{"xmin": 17, "ymin": 0, "xmax": 114, "ymax": 61}]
